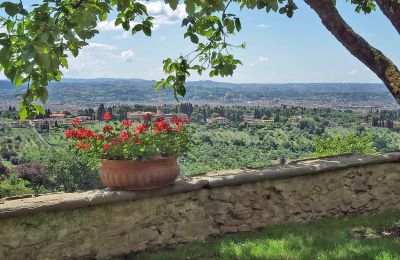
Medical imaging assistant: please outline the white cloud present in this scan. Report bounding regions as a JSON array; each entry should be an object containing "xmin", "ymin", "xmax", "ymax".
[
  {"xmin": 114, "ymin": 31, "xmax": 130, "ymax": 40},
  {"xmin": 84, "ymin": 42, "xmax": 115, "ymax": 51},
  {"xmin": 348, "ymin": 69, "xmax": 358, "ymax": 75},
  {"xmin": 118, "ymin": 50, "xmax": 135, "ymax": 62},
  {"xmin": 145, "ymin": 1, "xmax": 187, "ymax": 28},
  {"xmin": 96, "ymin": 2, "xmax": 187, "ymax": 32},
  {"xmin": 0, "ymin": 26, "xmax": 6, "ymax": 33},
  {"xmin": 96, "ymin": 20, "xmax": 123, "ymax": 31},
  {"xmin": 257, "ymin": 24, "xmax": 272, "ymax": 29},
  {"xmin": 160, "ymin": 36, "xmax": 167, "ymax": 40},
  {"xmin": 96, "ymin": 20, "xmax": 138, "ymax": 31},
  {"xmin": 256, "ymin": 56, "xmax": 269, "ymax": 63},
  {"xmin": 250, "ymin": 56, "xmax": 269, "ymax": 66}
]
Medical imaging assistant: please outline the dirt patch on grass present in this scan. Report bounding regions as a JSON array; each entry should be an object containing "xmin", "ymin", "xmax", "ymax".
[{"xmin": 351, "ymin": 226, "xmax": 400, "ymax": 239}]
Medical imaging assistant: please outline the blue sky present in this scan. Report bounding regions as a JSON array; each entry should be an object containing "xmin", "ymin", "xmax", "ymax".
[{"xmin": 2, "ymin": 1, "xmax": 400, "ymax": 84}]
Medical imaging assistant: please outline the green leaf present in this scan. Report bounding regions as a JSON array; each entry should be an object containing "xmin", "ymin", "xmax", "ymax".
[
  {"xmin": 14, "ymin": 77, "xmax": 23, "ymax": 88},
  {"xmin": 37, "ymin": 87, "xmax": 48, "ymax": 104},
  {"xmin": 234, "ymin": 18, "xmax": 241, "ymax": 31},
  {"xmin": 270, "ymin": 0, "xmax": 279, "ymax": 12},
  {"xmin": 155, "ymin": 80, "xmax": 163, "ymax": 91},
  {"xmin": 185, "ymin": 2, "xmax": 195, "ymax": 14},
  {"xmin": 2, "ymin": 2, "xmax": 20, "ymax": 17},
  {"xmin": 0, "ymin": 46, "xmax": 11, "ymax": 68},
  {"xmin": 166, "ymin": 0, "xmax": 179, "ymax": 10},
  {"xmin": 143, "ymin": 26, "xmax": 151, "ymax": 36},
  {"xmin": 19, "ymin": 107, "xmax": 27, "ymax": 119},
  {"xmin": 100, "ymin": 13, "xmax": 108, "ymax": 21},
  {"xmin": 190, "ymin": 34, "xmax": 199, "ymax": 44}
]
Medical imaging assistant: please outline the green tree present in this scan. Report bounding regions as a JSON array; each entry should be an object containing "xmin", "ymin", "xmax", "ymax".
[
  {"xmin": 313, "ymin": 132, "xmax": 376, "ymax": 157},
  {"xmin": 0, "ymin": 0, "xmax": 399, "ymax": 118}
]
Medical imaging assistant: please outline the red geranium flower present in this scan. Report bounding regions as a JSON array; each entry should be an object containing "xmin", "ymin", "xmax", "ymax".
[
  {"xmin": 132, "ymin": 137, "xmax": 142, "ymax": 143},
  {"xmin": 96, "ymin": 135, "xmax": 104, "ymax": 141},
  {"xmin": 156, "ymin": 117, "xmax": 165, "ymax": 122},
  {"xmin": 134, "ymin": 123, "xmax": 148, "ymax": 134},
  {"xmin": 144, "ymin": 113, "xmax": 153, "ymax": 121},
  {"xmin": 103, "ymin": 143, "xmax": 110, "ymax": 151},
  {"xmin": 171, "ymin": 115, "xmax": 181, "ymax": 125},
  {"xmin": 112, "ymin": 138, "xmax": 118, "ymax": 145},
  {"xmin": 65, "ymin": 129, "xmax": 74, "ymax": 139},
  {"xmin": 75, "ymin": 128, "xmax": 94, "ymax": 140},
  {"xmin": 70, "ymin": 118, "xmax": 80, "ymax": 126},
  {"xmin": 153, "ymin": 120, "xmax": 170, "ymax": 134},
  {"xmin": 119, "ymin": 130, "xmax": 131, "ymax": 141},
  {"xmin": 103, "ymin": 125, "xmax": 112, "ymax": 133},
  {"xmin": 103, "ymin": 112, "xmax": 112, "ymax": 121},
  {"xmin": 174, "ymin": 123, "xmax": 183, "ymax": 132},
  {"xmin": 121, "ymin": 120, "xmax": 132, "ymax": 127},
  {"xmin": 182, "ymin": 116, "xmax": 190, "ymax": 123},
  {"xmin": 76, "ymin": 142, "xmax": 84, "ymax": 150},
  {"xmin": 84, "ymin": 142, "xmax": 91, "ymax": 150}
]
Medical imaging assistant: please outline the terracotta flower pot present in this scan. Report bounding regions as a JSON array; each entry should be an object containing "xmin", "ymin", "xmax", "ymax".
[{"xmin": 100, "ymin": 156, "xmax": 179, "ymax": 190}]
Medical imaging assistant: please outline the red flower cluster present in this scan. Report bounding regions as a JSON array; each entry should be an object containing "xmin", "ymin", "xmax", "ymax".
[
  {"xmin": 170, "ymin": 115, "xmax": 190, "ymax": 132},
  {"xmin": 76, "ymin": 142, "xmax": 91, "ymax": 150},
  {"xmin": 121, "ymin": 120, "xmax": 132, "ymax": 127},
  {"xmin": 103, "ymin": 143, "xmax": 110, "ymax": 151},
  {"xmin": 103, "ymin": 125, "xmax": 112, "ymax": 133},
  {"xmin": 65, "ymin": 128, "xmax": 95, "ymax": 140},
  {"xmin": 103, "ymin": 112, "xmax": 112, "ymax": 121},
  {"xmin": 65, "ymin": 113, "xmax": 190, "ymax": 159},
  {"xmin": 119, "ymin": 130, "xmax": 131, "ymax": 141},
  {"xmin": 135, "ymin": 123, "xmax": 148, "ymax": 134},
  {"xmin": 171, "ymin": 115, "xmax": 181, "ymax": 124},
  {"xmin": 153, "ymin": 119, "xmax": 170, "ymax": 134}
]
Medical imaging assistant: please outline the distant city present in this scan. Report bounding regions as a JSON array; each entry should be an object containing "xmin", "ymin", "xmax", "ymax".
[{"xmin": 0, "ymin": 79, "xmax": 399, "ymax": 114}]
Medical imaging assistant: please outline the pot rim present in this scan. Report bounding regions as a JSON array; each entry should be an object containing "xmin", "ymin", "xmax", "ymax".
[{"xmin": 101, "ymin": 156, "xmax": 178, "ymax": 162}]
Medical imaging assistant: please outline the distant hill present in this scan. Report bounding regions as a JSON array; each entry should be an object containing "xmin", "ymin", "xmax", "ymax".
[{"xmin": 0, "ymin": 78, "xmax": 398, "ymax": 108}]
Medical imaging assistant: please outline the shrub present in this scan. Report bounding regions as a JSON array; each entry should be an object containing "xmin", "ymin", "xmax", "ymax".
[
  {"xmin": 0, "ymin": 174, "xmax": 34, "ymax": 198},
  {"xmin": 39, "ymin": 149, "xmax": 102, "ymax": 192},
  {"xmin": 0, "ymin": 149, "xmax": 16, "ymax": 161},
  {"xmin": 11, "ymin": 161, "xmax": 50, "ymax": 188},
  {"xmin": 0, "ymin": 161, "xmax": 10, "ymax": 181},
  {"xmin": 10, "ymin": 157, "xmax": 19, "ymax": 165}
]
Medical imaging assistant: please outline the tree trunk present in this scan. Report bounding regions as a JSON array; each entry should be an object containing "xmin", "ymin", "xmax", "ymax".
[
  {"xmin": 375, "ymin": 0, "xmax": 400, "ymax": 35},
  {"xmin": 304, "ymin": 0, "xmax": 400, "ymax": 105}
]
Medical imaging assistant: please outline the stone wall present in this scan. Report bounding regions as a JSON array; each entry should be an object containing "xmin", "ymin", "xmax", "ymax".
[{"xmin": 0, "ymin": 153, "xmax": 400, "ymax": 259}]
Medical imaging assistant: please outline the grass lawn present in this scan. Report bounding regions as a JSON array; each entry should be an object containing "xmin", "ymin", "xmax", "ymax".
[{"xmin": 129, "ymin": 209, "xmax": 400, "ymax": 260}]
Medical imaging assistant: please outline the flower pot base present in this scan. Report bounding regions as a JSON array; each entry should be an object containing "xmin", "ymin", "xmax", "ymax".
[{"xmin": 100, "ymin": 157, "xmax": 179, "ymax": 191}]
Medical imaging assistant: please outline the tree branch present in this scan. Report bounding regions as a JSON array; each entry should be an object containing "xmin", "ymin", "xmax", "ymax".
[
  {"xmin": 375, "ymin": 0, "xmax": 400, "ymax": 35},
  {"xmin": 304, "ymin": 0, "xmax": 400, "ymax": 104}
]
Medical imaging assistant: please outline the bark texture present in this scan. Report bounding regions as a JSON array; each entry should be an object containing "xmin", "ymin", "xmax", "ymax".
[
  {"xmin": 304, "ymin": 0, "xmax": 400, "ymax": 104},
  {"xmin": 375, "ymin": 0, "xmax": 400, "ymax": 35}
]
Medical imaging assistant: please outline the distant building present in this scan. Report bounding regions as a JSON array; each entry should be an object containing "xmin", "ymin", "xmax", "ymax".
[
  {"xmin": 242, "ymin": 114, "xmax": 254, "ymax": 123},
  {"xmin": 10, "ymin": 120, "xmax": 29, "ymax": 128},
  {"xmin": 127, "ymin": 110, "xmax": 175, "ymax": 122},
  {"xmin": 127, "ymin": 111, "xmax": 152, "ymax": 122},
  {"xmin": 292, "ymin": 116, "xmax": 302, "ymax": 124},
  {"xmin": 74, "ymin": 116, "xmax": 91, "ymax": 121},
  {"xmin": 215, "ymin": 117, "xmax": 229, "ymax": 124},
  {"xmin": 254, "ymin": 119, "xmax": 274, "ymax": 125},
  {"xmin": 49, "ymin": 113, "xmax": 66, "ymax": 119}
]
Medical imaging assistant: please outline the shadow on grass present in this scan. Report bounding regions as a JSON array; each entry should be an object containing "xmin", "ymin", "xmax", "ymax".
[{"xmin": 117, "ymin": 209, "xmax": 400, "ymax": 260}]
